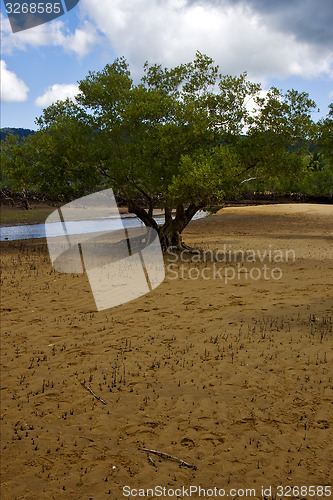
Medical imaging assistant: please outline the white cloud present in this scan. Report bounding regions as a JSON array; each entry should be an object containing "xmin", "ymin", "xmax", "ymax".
[
  {"xmin": 68, "ymin": 21, "xmax": 100, "ymax": 57},
  {"xmin": 1, "ymin": 14, "xmax": 99, "ymax": 57},
  {"xmin": 245, "ymin": 89, "xmax": 269, "ymax": 115},
  {"xmin": 1, "ymin": 0, "xmax": 332, "ymax": 86},
  {"xmin": 79, "ymin": 0, "xmax": 333, "ymax": 81},
  {"xmin": 0, "ymin": 60, "xmax": 29, "ymax": 102},
  {"xmin": 35, "ymin": 83, "xmax": 79, "ymax": 107}
]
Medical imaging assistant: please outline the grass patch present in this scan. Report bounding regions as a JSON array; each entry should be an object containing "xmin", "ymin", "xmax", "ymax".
[{"xmin": 0, "ymin": 207, "xmax": 55, "ymax": 226}]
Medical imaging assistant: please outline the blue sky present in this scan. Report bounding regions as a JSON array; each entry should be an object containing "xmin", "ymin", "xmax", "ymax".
[{"xmin": 1, "ymin": 0, "xmax": 333, "ymax": 130}]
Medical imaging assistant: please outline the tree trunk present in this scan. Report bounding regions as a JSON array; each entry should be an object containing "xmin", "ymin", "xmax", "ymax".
[
  {"xmin": 126, "ymin": 195, "xmax": 202, "ymax": 252},
  {"xmin": 21, "ymin": 190, "xmax": 32, "ymax": 210},
  {"xmin": 158, "ymin": 203, "xmax": 201, "ymax": 251}
]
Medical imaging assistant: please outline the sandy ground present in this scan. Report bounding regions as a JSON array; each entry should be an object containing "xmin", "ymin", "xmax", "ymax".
[{"xmin": 1, "ymin": 203, "xmax": 332, "ymax": 499}]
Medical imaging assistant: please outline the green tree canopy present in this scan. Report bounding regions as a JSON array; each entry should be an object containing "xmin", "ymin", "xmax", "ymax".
[
  {"xmin": 1, "ymin": 52, "xmax": 321, "ymax": 249},
  {"xmin": 317, "ymin": 103, "xmax": 333, "ymax": 166}
]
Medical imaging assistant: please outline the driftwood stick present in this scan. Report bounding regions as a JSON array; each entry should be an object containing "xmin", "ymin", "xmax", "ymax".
[
  {"xmin": 80, "ymin": 382, "xmax": 107, "ymax": 405},
  {"xmin": 140, "ymin": 447, "xmax": 197, "ymax": 469}
]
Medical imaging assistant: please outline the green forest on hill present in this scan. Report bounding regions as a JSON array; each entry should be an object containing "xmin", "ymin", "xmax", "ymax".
[{"xmin": 0, "ymin": 128, "xmax": 35, "ymax": 142}]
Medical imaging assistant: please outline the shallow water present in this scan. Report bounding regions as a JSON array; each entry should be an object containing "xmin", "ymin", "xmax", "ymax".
[{"xmin": 0, "ymin": 211, "xmax": 208, "ymax": 241}]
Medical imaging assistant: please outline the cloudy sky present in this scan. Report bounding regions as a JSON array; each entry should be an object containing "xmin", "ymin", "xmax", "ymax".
[{"xmin": 1, "ymin": 0, "xmax": 333, "ymax": 129}]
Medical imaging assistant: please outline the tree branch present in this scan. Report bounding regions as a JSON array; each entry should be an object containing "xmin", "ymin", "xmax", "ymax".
[
  {"xmin": 130, "ymin": 180, "xmax": 154, "ymax": 219},
  {"xmin": 239, "ymin": 176, "xmax": 258, "ymax": 185},
  {"xmin": 235, "ymin": 159, "xmax": 262, "ymax": 179},
  {"xmin": 127, "ymin": 203, "xmax": 159, "ymax": 230},
  {"xmin": 164, "ymin": 205, "xmax": 172, "ymax": 223},
  {"xmin": 122, "ymin": 186, "xmax": 158, "ymax": 230}
]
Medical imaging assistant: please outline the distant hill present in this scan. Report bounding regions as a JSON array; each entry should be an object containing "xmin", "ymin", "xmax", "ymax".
[{"xmin": 0, "ymin": 128, "xmax": 35, "ymax": 142}]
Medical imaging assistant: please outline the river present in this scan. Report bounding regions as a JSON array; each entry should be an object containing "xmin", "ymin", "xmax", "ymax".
[{"xmin": 0, "ymin": 210, "xmax": 208, "ymax": 241}]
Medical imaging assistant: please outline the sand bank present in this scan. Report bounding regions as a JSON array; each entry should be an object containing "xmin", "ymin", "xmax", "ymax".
[{"xmin": 1, "ymin": 204, "xmax": 332, "ymax": 499}]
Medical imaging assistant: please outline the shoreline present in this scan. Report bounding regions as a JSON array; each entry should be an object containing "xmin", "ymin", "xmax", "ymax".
[{"xmin": 1, "ymin": 197, "xmax": 332, "ymax": 227}]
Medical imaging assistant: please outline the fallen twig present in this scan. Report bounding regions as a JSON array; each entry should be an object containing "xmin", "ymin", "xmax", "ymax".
[
  {"xmin": 78, "ymin": 436, "xmax": 95, "ymax": 442},
  {"xmin": 80, "ymin": 382, "xmax": 107, "ymax": 405},
  {"xmin": 139, "ymin": 447, "xmax": 197, "ymax": 470},
  {"xmin": 148, "ymin": 455, "xmax": 157, "ymax": 468}
]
